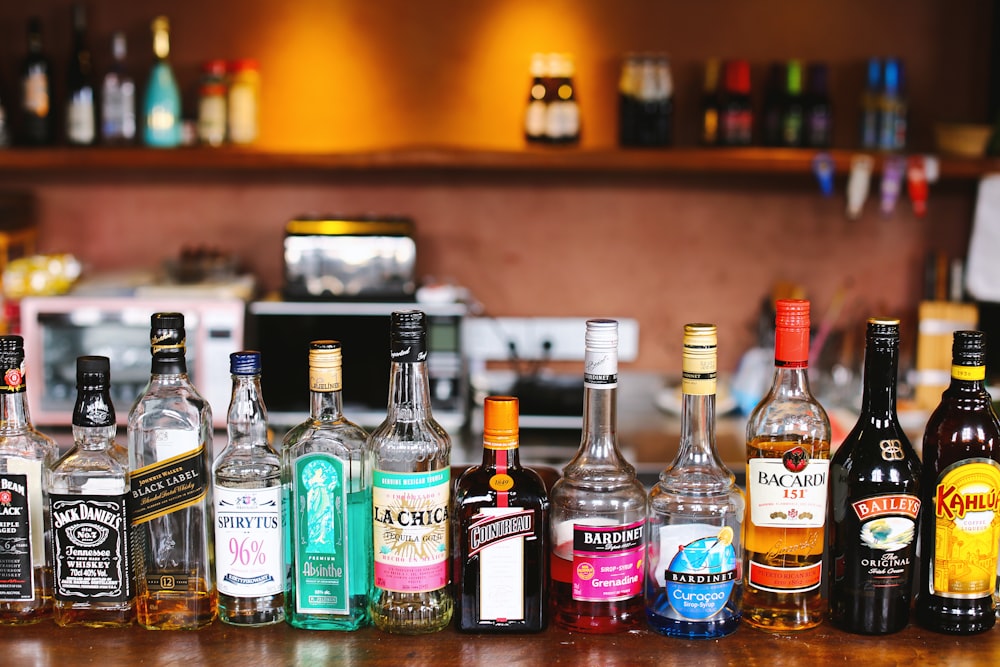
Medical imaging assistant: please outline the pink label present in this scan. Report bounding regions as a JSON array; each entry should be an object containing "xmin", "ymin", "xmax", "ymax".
[
  {"xmin": 571, "ymin": 520, "xmax": 644, "ymax": 602},
  {"xmin": 374, "ymin": 561, "xmax": 447, "ymax": 593}
]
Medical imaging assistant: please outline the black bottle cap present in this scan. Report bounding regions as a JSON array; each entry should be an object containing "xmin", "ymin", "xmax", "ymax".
[
  {"xmin": 310, "ymin": 340, "xmax": 341, "ymax": 352},
  {"xmin": 953, "ymin": 330, "xmax": 986, "ymax": 366},
  {"xmin": 151, "ymin": 312, "xmax": 185, "ymax": 343},
  {"xmin": 230, "ymin": 350, "xmax": 261, "ymax": 375},
  {"xmin": 390, "ymin": 310, "xmax": 426, "ymax": 361},
  {"xmin": 73, "ymin": 355, "xmax": 115, "ymax": 427}
]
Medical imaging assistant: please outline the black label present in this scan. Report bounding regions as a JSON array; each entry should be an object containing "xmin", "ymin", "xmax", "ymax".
[
  {"xmin": 50, "ymin": 494, "xmax": 132, "ymax": 603},
  {"xmin": 572, "ymin": 522, "xmax": 644, "ymax": 554},
  {"xmin": 128, "ymin": 446, "xmax": 207, "ymax": 525},
  {"xmin": 146, "ymin": 573, "xmax": 191, "ymax": 594},
  {"xmin": 389, "ymin": 343, "xmax": 427, "ymax": 364},
  {"xmin": 0, "ymin": 473, "xmax": 33, "ymax": 600}
]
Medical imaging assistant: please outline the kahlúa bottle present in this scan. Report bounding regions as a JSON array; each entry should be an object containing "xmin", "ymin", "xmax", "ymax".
[
  {"xmin": 455, "ymin": 396, "xmax": 549, "ymax": 632},
  {"xmin": 127, "ymin": 313, "xmax": 216, "ymax": 629},
  {"xmin": 645, "ymin": 324, "xmax": 744, "ymax": 638},
  {"xmin": 213, "ymin": 351, "xmax": 284, "ymax": 626},
  {"xmin": 744, "ymin": 299, "xmax": 831, "ymax": 631},
  {"xmin": 829, "ymin": 318, "xmax": 921, "ymax": 634},
  {"xmin": 549, "ymin": 319, "xmax": 647, "ymax": 633},
  {"xmin": 48, "ymin": 356, "xmax": 134, "ymax": 627},
  {"xmin": 916, "ymin": 330, "xmax": 1000, "ymax": 634},
  {"xmin": 282, "ymin": 341, "xmax": 371, "ymax": 630},
  {"xmin": 367, "ymin": 311, "xmax": 453, "ymax": 634}
]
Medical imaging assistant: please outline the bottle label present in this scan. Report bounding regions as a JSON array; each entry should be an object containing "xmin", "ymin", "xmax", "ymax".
[
  {"xmin": 291, "ymin": 453, "xmax": 350, "ymax": 615},
  {"xmin": 372, "ymin": 469, "xmax": 449, "ymax": 593},
  {"xmin": 584, "ymin": 350, "xmax": 618, "ymax": 389},
  {"xmin": 214, "ymin": 485, "xmax": 283, "ymax": 597},
  {"xmin": 67, "ymin": 93, "xmax": 96, "ymax": 144},
  {"xmin": 23, "ymin": 71, "xmax": 49, "ymax": 116},
  {"xmin": 50, "ymin": 494, "xmax": 132, "ymax": 603},
  {"xmin": 128, "ymin": 442, "xmax": 208, "ymax": 525},
  {"xmin": 469, "ymin": 507, "xmax": 534, "ymax": 621},
  {"xmin": 748, "ymin": 449, "xmax": 829, "ymax": 528},
  {"xmin": 0, "ymin": 353, "xmax": 25, "ymax": 394},
  {"xmin": 569, "ymin": 520, "xmax": 644, "ymax": 602},
  {"xmin": 748, "ymin": 560, "xmax": 821, "ymax": 593},
  {"xmin": 0, "ymin": 471, "xmax": 37, "ymax": 600},
  {"xmin": 931, "ymin": 459, "xmax": 1000, "ymax": 598},
  {"xmin": 952, "ymin": 365, "xmax": 986, "ymax": 382},
  {"xmin": 847, "ymin": 493, "xmax": 920, "ymax": 588},
  {"xmin": 525, "ymin": 100, "xmax": 547, "ymax": 138},
  {"xmin": 309, "ymin": 365, "xmax": 342, "ymax": 393},
  {"xmin": 656, "ymin": 524, "xmax": 738, "ymax": 620}
]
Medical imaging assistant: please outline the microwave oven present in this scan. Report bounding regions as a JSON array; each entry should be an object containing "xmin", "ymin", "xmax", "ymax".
[
  {"xmin": 247, "ymin": 300, "xmax": 468, "ymax": 431},
  {"xmin": 19, "ymin": 296, "xmax": 246, "ymax": 428}
]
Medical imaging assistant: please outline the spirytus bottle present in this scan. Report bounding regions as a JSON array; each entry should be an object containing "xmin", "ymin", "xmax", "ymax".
[
  {"xmin": 368, "ymin": 311, "xmax": 453, "ymax": 634},
  {"xmin": 282, "ymin": 341, "xmax": 371, "ymax": 630},
  {"xmin": 455, "ymin": 396, "xmax": 549, "ymax": 633},
  {"xmin": 744, "ymin": 299, "xmax": 831, "ymax": 631},
  {"xmin": 0, "ymin": 335, "xmax": 57, "ymax": 624},
  {"xmin": 48, "ymin": 356, "xmax": 134, "ymax": 627},
  {"xmin": 143, "ymin": 16, "xmax": 181, "ymax": 148},
  {"xmin": 213, "ymin": 351, "xmax": 284, "ymax": 626},
  {"xmin": 127, "ymin": 313, "xmax": 216, "ymax": 629},
  {"xmin": 549, "ymin": 319, "xmax": 646, "ymax": 633},
  {"xmin": 916, "ymin": 330, "xmax": 1000, "ymax": 634},
  {"xmin": 646, "ymin": 324, "xmax": 744, "ymax": 638},
  {"xmin": 829, "ymin": 318, "xmax": 921, "ymax": 634}
]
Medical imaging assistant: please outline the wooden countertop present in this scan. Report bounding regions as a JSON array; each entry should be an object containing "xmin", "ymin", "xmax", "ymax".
[{"xmin": 0, "ymin": 617, "xmax": 993, "ymax": 665}]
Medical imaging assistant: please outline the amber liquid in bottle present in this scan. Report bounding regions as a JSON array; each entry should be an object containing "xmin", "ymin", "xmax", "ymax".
[
  {"xmin": 828, "ymin": 318, "xmax": 921, "ymax": 634},
  {"xmin": 744, "ymin": 299, "xmax": 831, "ymax": 631},
  {"xmin": 916, "ymin": 330, "xmax": 1000, "ymax": 634},
  {"xmin": 455, "ymin": 396, "xmax": 549, "ymax": 633}
]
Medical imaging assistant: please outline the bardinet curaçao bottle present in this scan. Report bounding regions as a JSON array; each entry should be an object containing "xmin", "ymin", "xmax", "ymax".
[
  {"xmin": 454, "ymin": 396, "xmax": 549, "ymax": 632},
  {"xmin": 744, "ymin": 299, "xmax": 831, "ymax": 631},
  {"xmin": 645, "ymin": 324, "xmax": 744, "ymax": 638},
  {"xmin": 829, "ymin": 318, "xmax": 920, "ymax": 634},
  {"xmin": 549, "ymin": 319, "xmax": 647, "ymax": 633},
  {"xmin": 917, "ymin": 330, "xmax": 1000, "ymax": 634}
]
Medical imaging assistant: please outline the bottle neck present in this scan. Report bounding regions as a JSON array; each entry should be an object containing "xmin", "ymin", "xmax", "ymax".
[
  {"xmin": 481, "ymin": 441, "xmax": 521, "ymax": 470},
  {"xmin": 385, "ymin": 360, "xmax": 433, "ymax": 422},
  {"xmin": 150, "ymin": 349, "xmax": 188, "ymax": 377},
  {"xmin": 568, "ymin": 383, "xmax": 632, "ymax": 474},
  {"xmin": 770, "ymin": 364, "xmax": 814, "ymax": 398},
  {"xmin": 311, "ymin": 388, "xmax": 344, "ymax": 422},
  {"xmin": 677, "ymin": 390, "xmax": 718, "ymax": 468},
  {"xmin": 860, "ymin": 341, "xmax": 898, "ymax": 422},
  {"xmin": 228, "ymin": 375, "xmax": 267, "ymax": 448},
  {"xmin": 0, "ymin": 387, "xmax": 32, "ymax": 432},
  {"xmin": 72, "ymin": 424, "xmax": 115, "ymax": 451}
]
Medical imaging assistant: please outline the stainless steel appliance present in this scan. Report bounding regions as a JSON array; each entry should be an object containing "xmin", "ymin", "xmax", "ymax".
[
  {"xmin": 19, "ymin": 295, "xmax": 245, "ymax": 428},
  {"xmin": 247, "ymin": 300, "xmax": 467, "ymax": 430}
]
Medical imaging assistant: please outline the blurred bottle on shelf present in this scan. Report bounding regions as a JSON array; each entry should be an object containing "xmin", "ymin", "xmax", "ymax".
[
  {"xmin": 544, "ymin": 53, "xmax": 579, "ymax": 145},
  {"xmin": 101, "ymin": 31, "xmax": 136, "ymax": 145},
  {"xmin": 860, "ymin": 58, "xmax": 881, "ymax": 150},
  {"xmin": 618, "ymin": 54, "xmax": 639, "ymax": 146},
  {"xmin": 227, "ymin": 59, "xmax": 260, "ymax": 146},
  {"xmin": 525, "ymin": 53, "xmax": 550, "ymax": 144},
  {"xmin": 19, "ymin": 17, "xmax": 52, "ymax": 146},
  {"xmin": 198, "ymin": 60, "xmax": 228, "ymax": 147},
  {"xmin": 719, "ymin": 59, "xmax": 752, "ymax": 146},
  {"xmin": 66, "ymin": 3, "xmax": 96, "ymax": 146},
  {"xmin": 804, "ymin": 63, "xmax": 833, "ymax": 148},
  {"xmin": 618, "ymin": 54, "xmax": 672, "ymax": 148},
  {"xmin": 699, "ymin": 58, "xmax": 722, "ymax": 146},
  {"xmin": 143, "ymin": 16, "xmax": 182, "ymax": 148},
  {"xmin": 878, "ymin": 58, "xmax": 907, "ymax": 152},
  {"xmin": 761, "ymin": 63, "xmax": 785, "ymax": 147},
  {"xmin": 780, "ymin": 60, "xmax": 805, "ymax": 147}
]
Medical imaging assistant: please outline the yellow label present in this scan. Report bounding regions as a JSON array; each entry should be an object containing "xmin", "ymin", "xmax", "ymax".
[
  {"xmin": 309, "ymin": 366, "xmax": 342, "ymax": 392},
  {"xmin": 952, "ymin": 365, "xmax": 986, "ymax": 381},
  {"xmin": 489, "ymin": 474, "xmax": 514, "ymax": 492},
  {"xmin": 932, "ymin": 460, "xmax": 1000, "ymax": 597}
]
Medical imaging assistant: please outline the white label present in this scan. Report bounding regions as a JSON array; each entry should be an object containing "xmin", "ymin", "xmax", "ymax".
[
  {"xmin": 584, "ymin": 349, "xmax": 617, "ymax": 389},
  {"xmin": 154, "ymin": 429, "xmax": 199, "ymax": 462},
  {"xmin": 525, "ymin": 100, "xmax": 547, "ymax": 137},
  {"xmin": 214, "ymin": 485, "xmax": 283, "ymax": 597},
  {"xmin": 748, "ymin": 457, "xmax": 829, "ymax": 528},
  {"xmin": 476, "ymin": 507, "xmax": 525, "ymax": 621},
  {"xmin": 67, "ymin": 94, "xmax": 95, "ymax": 143},
  {"xmin": 6, "ymin": 459, "xmax": 43, "ymax": 565}
]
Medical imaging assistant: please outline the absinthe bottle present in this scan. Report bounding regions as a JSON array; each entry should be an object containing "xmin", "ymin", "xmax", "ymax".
[
  {"xmin": 368, "ymin": 310, "xmax": 453, "ymax": 634},
  {"xmin": 48, "ymin": 356, "xmax": 134, "ymax": 627},
  {"xmin": 0, "ymin": 335, "xmax": 57, "ymax": 624},
  {"xmin": 645, "ymin": 324, "xmax": 744, "ymax": 638},
  {"xmin": 829, "ymin": 318, "xmax": 921, "ymax": 634},
  {"xmin": 454, "ymin": 396, "xmax": 549, "ymax": 633},
  {"xmin": 127, "ymin": 313, "xmax": 216, "ymax": 629},
  {"xmin": 743, "ymin": 299, "xmax": 831, "ymax": 631},
  {"xmin": 213, "ymin": 351, "xmax": 284, "ymax": 626},
  {"xmin": 282, "ymin": 341, "xmax": 371, "ymax": 630},
  {"xmin": 549, "ymin": 319, "xmax": 647, "ymax": 633}
]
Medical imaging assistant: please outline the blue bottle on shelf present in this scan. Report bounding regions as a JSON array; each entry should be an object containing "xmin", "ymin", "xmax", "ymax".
[{"xmin": 143, "ymin": 16, "xmax": 181, "ymax": 148}]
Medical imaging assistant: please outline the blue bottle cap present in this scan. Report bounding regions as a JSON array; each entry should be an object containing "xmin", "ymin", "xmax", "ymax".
[{"xmin": 230, "ymin": 350, "xmax": 261, "ymax": 375}]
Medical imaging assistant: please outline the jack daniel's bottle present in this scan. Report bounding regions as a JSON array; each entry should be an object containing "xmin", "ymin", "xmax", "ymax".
[{"xmin": 455, "ymin": 396, "xmax": 549, "ymax": 632}]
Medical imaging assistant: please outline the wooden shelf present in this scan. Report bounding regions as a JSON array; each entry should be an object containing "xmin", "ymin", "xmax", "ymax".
[{"xmin": 0, "ymin": 146, "xmax": 997, "ymax": 179}]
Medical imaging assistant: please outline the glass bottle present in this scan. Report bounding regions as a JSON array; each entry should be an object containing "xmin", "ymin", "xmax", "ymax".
[
  {"xmin": 916, "ymin": 330, "xmax": 1000, "ymax": 634},
  {"xmin": 646, "ymin": 324, "xmax": 744, "ymax": 638},
  {"xmin": 525, "ymin": 53, "xmax": 549, "ymax": 144},
  {"xmin": 544, "ymin": 53, "xmax": 580, "ymax": 145},
  {"xmin": 143, "ymin": 16, "xmax": 181, "ymax": 148},
  {"xmin": 618, "ymin": 54, "xmax": 639, "ymax": 147},
  {"xmin": 549, "ymin": 319, "xmax": 647, "ymax": 633},
  {"xmin": 197, "ymin": 60, "xmax": 227, "ymax": 147},
  {"xmin": 860, "ymin": 58, "xmax": 881, "ymax": 150},
  {"xmin": 19, "ymin": 17, "xmax": 52, "ymax": 146},
  {"xmin": 744, "ymin": 299, "xmax": 831, "ymax": 631},
  {"xmin": 804, "ymin": 63, "xmax": 832, "ymax": 149},
  {"xmin": 101, "ymin": 31, "xmax": 136, "ymax": 145},
  {"xmin": 227, "ymin": 59, "xmax": 260, "ymax": 146},
  {"xmin": 368, "ymin": 310, "xmax": 453, "ymax": 634},
  {"xmin": 699, "ymin": 58, "xmax": 722, "ymax": 147},
  {"xmin": 878, "ymin": 58, "xmax": 907, "ymax": 152},
  {"xmin": 48, "ymin": 356, "xmax": 134, "ymax": 627},
  {"xmin": 127, "ymin": 312, "xmax": 216, "ymax": 630},
  {"xmin": 720, "ymin": 59, "xmax": 752, "ymax": 146},
  {"xmin": 282, "ymin": 341, "xmax": 371, "ymax": 630},
  {"xmin": 66, "ymin": 3, "xmax": 96, "ymax": 146},
  {"xmin": 455, "ymin": 396, "xmax": 549, "ymax": 633},
  {"xmin": 760, "ymin": 62, "xmax": 785, "ymax": 147},
  {"xmin": 829, "ymin": 318, "xmax": 921, "ymax": 634},
  {"xmin": 780, "ymin": 60, "xmax": 805, "ymax": 148},
  {"xmin": 0, "ymin": 335, "xmax": 56, "ymax": 624},
  {"xmin": 213, "ymin": 351, "xmax": 284, "ymax": 626}
]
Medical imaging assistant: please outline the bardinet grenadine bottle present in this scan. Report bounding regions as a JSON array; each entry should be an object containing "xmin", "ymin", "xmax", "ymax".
[
  {"xmin": 829, "ymin": 318, "xmax": 921, "ymax": 634},
  {"xmin": 744, "ymin": 299, "xmax": 831, "ymax": 631},
  {"xmin": 454, "ymin": 396, "xmax": 549, "ymax": 632},
  {"xmin": 549, "ymin": 319, "xmax": 646, "ymax": 633},
  {"xmin": 645, "ymin": 324, "xmax": 744, "ymax": 638},
  {"xmin": 916, "ymin": 330, "xmax": 1000, "ymax": 634}
]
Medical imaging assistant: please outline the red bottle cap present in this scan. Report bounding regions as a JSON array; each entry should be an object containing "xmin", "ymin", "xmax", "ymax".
[
  {"xmin": 775, "ymin": 299, "xmax": 810, "ymax": 367},
  {"xmin": 229, "ymin": 58, "xmax": 259, "ymax": 73},
  {"xmin": 725, "ymin": 59, "xmax": 751, "ymax": 94}
]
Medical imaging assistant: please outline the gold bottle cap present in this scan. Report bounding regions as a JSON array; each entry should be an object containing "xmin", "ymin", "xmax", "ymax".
[{"xmin": 682, "ymin": 323, "xmax": 717, "ymax": 396}]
